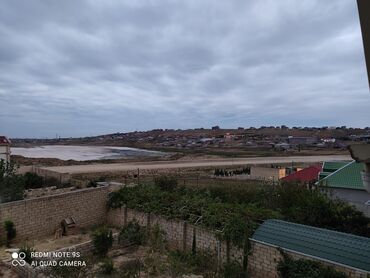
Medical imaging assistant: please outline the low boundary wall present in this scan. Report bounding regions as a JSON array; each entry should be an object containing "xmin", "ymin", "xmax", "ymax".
[
  {"xmin": 248, "ymin": 241, "xmax": 369, "ymax": 278},
  {"xmin": 107, "ymin": 207, "xmax": 244, "ymax": 265},
  {"xmin": 0, "ymin": 186, "xmax": 111, "ymax": 243}
]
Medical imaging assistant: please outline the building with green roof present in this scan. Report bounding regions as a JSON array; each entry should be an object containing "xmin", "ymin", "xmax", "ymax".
[
  {"xmin": 319, "ymin": 161, "xmax": 351, "ymax": 180},
  {"xmin": 318, "ymin": 160, "xmax": 370, "ymax": 217},
  {"xmin": 250, "ymin": 219, "xmax": 370, "ymax": 275}
]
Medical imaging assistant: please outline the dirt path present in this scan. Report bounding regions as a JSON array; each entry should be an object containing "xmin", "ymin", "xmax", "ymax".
[{"xmin": 41, "ymin": 155, "xmax": 351, "ymax": 174}]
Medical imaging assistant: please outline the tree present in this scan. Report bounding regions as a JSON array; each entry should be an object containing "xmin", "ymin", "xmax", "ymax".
[
  {"xmin": 0, "ymin": 160, "xmax": 25, "ymax": 203},
  {"xmin": 92, "ymin": 226, "xmax": 113, "ymax": 257}
]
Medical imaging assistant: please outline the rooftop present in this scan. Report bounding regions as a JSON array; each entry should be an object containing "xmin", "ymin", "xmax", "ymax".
[
  {"xmin": 281, "ymin": 164, "xmax": 321, "ymax": 183},
  {"xmin": 0, "ymin": 136, "xmax": 11, "ymax": 146},
  {"xmin": 319, "ymin": 160, "xmax": 364, "ymax": 190},
  {"xmin": 251, "ymin": 219, "xmax": 370, "ymax": 272}
]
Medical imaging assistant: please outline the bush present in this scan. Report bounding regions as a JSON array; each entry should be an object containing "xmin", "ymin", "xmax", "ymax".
[
  {"xmin": 4, "ymin": 220, "xmax": 16, "ymax": 247},
  {"xmin": 99, "ymin": 258, "xmax": 115, "ymax": 275},
  {"xmin": 0, "ymin": 160, "xmax": 24, "ymax": 203},
  {"xmin": 277, "ymin": 252, "xmax": 347, "ymax": 278},
  {"xmin": 24, "ymin": 172, "xmax": 43, "ymax": 189},
  {"xmin": 92, "ymin": 226, "xmax": 113, "ymax": 257},
  {"xmin": 154, "ymin": 176, "xmax": 177, "ymax": 191},
  {"xmin": 222, "ymin": 261, "xmax": 246, "ymax": 278},
  {"xmin": 168, "ymin": 250, "xmax": 217, "ymax": 277},
  {"xmin": 120, "ymin": 259, "xmax": 142, "ymax": 278},
  {"xmin": 119, "ymin": 220, "xmax": 146, "ymax": 246},
  {"xmin": 147, "ymin": 224, "xmax": 166, "ymax": 253},
  {"xmin": 19, "ymin": 245, "xmax": 35, "ymax": 264}
]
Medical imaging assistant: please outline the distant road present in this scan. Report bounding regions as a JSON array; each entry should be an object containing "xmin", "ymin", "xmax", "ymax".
[{"xmin": 41, "ymin": 155, "xmax": 352, "ymax": 174}]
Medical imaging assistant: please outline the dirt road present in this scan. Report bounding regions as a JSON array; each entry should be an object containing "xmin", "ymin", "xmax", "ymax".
[{"xmin": 41, "ymin": 155, "xmax": 351, "ymax": 174}]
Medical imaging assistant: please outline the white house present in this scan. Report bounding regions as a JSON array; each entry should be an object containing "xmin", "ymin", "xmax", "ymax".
[{"xmin": 0, "ymin": 136, "xmax": 11, "ymax": 163}]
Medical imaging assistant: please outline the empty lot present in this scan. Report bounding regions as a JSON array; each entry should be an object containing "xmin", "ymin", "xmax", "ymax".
[{"xmin": 41, "ymin": 155, "xmax": 351, "ymax": 174}]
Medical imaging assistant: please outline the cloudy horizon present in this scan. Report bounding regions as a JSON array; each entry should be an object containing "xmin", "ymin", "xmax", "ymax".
[{"xmin": 0, "ymin": 0, "xmax": 369, "ymax": 138}]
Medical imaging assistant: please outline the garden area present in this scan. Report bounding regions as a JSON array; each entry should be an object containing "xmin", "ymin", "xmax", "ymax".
[{"xmin": 105, "ymin": 176, "xmax": 370, "ymax": 277}]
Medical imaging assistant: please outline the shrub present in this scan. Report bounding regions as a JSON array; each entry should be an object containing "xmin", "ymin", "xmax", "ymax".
[
  {"xmin": 168, "ymin": 250, "xmax": 217, "ymax": 277},
  {"xmin": 119, "ymin": 220, "xmax": 146, "ymax": 246},
  {"xmin": 4, "ymin": 220, "xmax": 16, "ymax": 247},
  {"xmin": 222, "ymin": 261, "xmax": 246, "ymax": 278},
  {"xmin": 87, "ymin": 180, "xmax": 98, "ymax": 188},
  {"xmin": 120, "ymin": 259, "xmax": 142, "ymax": 278},
  {"xmin": 147, "ymin": 224, "xmax": 166, "ymax": 253},
  {"xmin": 99, "ymin": 258, "xmax": 115, "ymax": 275},
  {"xmin": 0, "ymin": 160, "xmax": 24, "ymax": 203},
  {"xmin": 277, "ymin": 252, "xmax": 347, "ymax": 278},
  {"xmin": 24, "ymin": 172, "xmax": 43, "ymax": 189},
  {"xmin": 19, "ymin": 245, "xmax": 35, "ymax": 264},
  {"xmin": 154, "ymin": 176, "xmax": 177, "ymax": 191},
  {"xmin": 92, "ymin": 226, "xmax": 113, "ymax": 257}
]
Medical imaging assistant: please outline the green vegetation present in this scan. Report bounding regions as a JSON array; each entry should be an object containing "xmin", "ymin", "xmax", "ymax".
[
  {"xmin": 92, "ymin": 226, "xmax": 113, "ymax": 257},
  {"xmin": 168, "ymin": 250, "xmax": 218, "ymax": 277},
  {"xmin": 99, "ymin": 258, "xmax": 115, "ymax": 275},
  {"xmin": 0, "ymin": 160, "xmax": 24, "ymax": 203},
  {"xmin": 277, "ymin": 252, "xmax": 347, "ymax": 278},
  {"xmin": 118, "ymin": 220, "xmax": 146, "ymax": 246},
  {"xmin": 4, "ymin": 220, "xmax": 16, "ymax": 247},
  {"xmin": 214, "ymin": 167, "xmax": 250, "ymax": 176},
  {"xmin": 108, "ymin": 180, "xmax": 370, "ymax": 246},
  {"xmin": 154, "ymin": 175, "xmax": 178, "ymax": 191},
  {"xmin": 23, "ymin": 172, "xmax": 44, "ymax": 189}
]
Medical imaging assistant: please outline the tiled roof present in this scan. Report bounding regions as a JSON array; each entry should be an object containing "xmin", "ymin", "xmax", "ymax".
[
  {"xmin": 282, "ymin": 165, "xmax": 321, "ymax": 183},
  {"xmin": 319, "ymin": 160, "xmax": 364, "ymax": 190},
  {"xmin": 0, "ymin": 136, "xmax": 11, "ymax": 145},
  {"xmin": 251, "ymin": 219, "xmax": 370, "ymax": 272}
]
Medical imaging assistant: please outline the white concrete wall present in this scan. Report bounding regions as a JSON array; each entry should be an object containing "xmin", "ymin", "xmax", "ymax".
[{"xmin": 0, "ymin": 145, "xmax": 10, "ymax": 162}]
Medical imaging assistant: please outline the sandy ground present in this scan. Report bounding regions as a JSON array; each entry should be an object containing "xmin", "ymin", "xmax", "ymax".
[{"xmin": 42, "ymin": 154, "xmax": 351, "ymax": 174}]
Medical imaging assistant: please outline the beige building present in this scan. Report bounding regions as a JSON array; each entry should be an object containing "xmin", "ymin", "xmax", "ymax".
[
  {"xmin": 0, "ymin": 136, "xmax": 11, "ymax": 163},
  {"xmin": 250, "ymin": 166, "xmax": 286, "ymax": 181}
]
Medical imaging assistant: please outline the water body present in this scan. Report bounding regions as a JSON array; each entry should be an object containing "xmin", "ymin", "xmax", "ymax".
[{"xmin": 11, "ymin": 145, "xmax": 166, "ymax": 161}]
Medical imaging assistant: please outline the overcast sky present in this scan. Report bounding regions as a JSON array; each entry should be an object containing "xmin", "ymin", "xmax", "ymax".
[{"xmin": 0, "ymin": 0, "xmax": 369, "ymax": 138}]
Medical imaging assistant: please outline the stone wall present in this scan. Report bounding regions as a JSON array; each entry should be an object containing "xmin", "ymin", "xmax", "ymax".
[
  {"xmin": 248, "ymin": 241, "xmax": 369, "ymax": 278},
  {"xmin": 0, "ymin": 186, "xmax": 111, "ymax": 243},
  {"xmin": 107, "ymin": 207, "xmax": 244, "ymax": 265}
]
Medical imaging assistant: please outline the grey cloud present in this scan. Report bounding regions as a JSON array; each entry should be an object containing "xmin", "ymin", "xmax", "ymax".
[{"xmin": 0, "ymin": 0, "xmax": 369, "ymax": 138}]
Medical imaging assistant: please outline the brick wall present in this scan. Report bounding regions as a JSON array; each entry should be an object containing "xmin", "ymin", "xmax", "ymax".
[
  {"xmin": 248, "ymin": 241, "xmax": 369, "ymax": 278},
  {"xmin": 107, "ymin": 207, "xmax": 244, "ymax": 265},
  {"xmin": 0, "ymin": 186, "xmax": 111, "ymax": 243}
]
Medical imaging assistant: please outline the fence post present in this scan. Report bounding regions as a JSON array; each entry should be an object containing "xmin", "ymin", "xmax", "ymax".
[
  {"xmin": 123, "ymin": 206, "xmax": 128, "ymax": 226},
  {"xmin": 226, "ymin": 240, "xmax": 230, "ymax": 263},
  {"xmin": 182, "ymin": 221, "xmax": 187, "ymax": 251},
  {"xmin": 217, "ymin": 240, "xmax": 222, "ymax": 270},
  {"xmin": 147, "ymin": 212, "xmax": 151, "ymax": 233}
]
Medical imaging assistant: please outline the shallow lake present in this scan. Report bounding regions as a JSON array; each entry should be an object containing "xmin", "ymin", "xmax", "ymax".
[{"xmin": 11, "ymin": 145, "xmax": 166, "ymax": 161}]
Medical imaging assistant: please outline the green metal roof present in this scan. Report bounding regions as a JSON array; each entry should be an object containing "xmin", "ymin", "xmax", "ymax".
[
  {"xmin": 322, "ymin": 161, "xmax": 351, "ymax": 173},
  {"xmin": 319, "ymin": 160, "xmax": 365, "ymax": 190},
  {"xmin": 319, "ymin": 172, "xmax": 330, "ymax": 180},
  {"xmin": 251, "ymin": 219, "xmax": 370, "ymax": 272}
]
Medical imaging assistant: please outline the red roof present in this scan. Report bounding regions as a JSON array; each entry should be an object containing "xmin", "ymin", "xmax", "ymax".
[
  {"xmin": 0, "ymin": 136, "xmax": 11, "ymax": 145},
  {"xmin": 282, "ymin": 164, "xmax": 321, "ymax": 183}
]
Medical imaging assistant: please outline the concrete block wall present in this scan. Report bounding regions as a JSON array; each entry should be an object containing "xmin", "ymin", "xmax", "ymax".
[
  {"xmin": 107, "ymin": 207, "xmax": 244, "ymax": 265},
  {"xmin": 248, "ymin": 241, "xmax": 369, "ymax": 278},
  {"xmin": 0, "ymin": 186, "xmax": 110, "ymax": 243}
]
